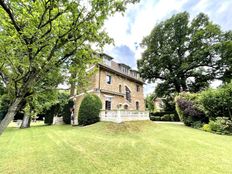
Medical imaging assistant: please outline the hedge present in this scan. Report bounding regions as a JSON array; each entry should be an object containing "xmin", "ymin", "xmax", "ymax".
[{"xmin": 150, "ymin": 111, "xmax": 179, "ymax": 121}]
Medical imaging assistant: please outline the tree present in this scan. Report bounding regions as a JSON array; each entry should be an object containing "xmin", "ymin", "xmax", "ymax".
[
  {"xmin": 145, "ymin": 94, "xmax": 155, "ymax": 112},
  {"xmin": 216, "ymin": 31, "xmax": 232, "ymax": 83},
  {"xmin": 138, "ymin": 12, "xmax": 223, "ymax": 97},
  {"xmin": 0, "ymin": 0, "xmax": 138, "ymax": 135}
]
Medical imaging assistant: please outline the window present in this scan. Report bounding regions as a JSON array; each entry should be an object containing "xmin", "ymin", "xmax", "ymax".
[
  {"xmin": 105, "ymin": 96, "xmax": 112, "ymax": 110},
  {"xmin": 136, "ymin": 85, "xmax": 140, "ymax": 92},
  {"xmin": 125, "ymin": 86, "xmax": 131, "ymax": 102},
  {"xmin": 131, "ymin": 71, "xmax": 137, "ymax": 77},
  {"xmin": 117, "ymin": 103, "xmax": 122, "ymax": 109},
  {"xmin": 105, "ymin": 100, "xmax": 111, "ymax": 110},
  {"xmin": 124, "ymin": 104, "xmax": 128, "ymax": 110},
  {"xmin": 103, "ymin": 57, "xmax": 111, "ymax": 67},
  {"xmin": 136, "ymin": 101, "xmax": 139, "ymax": 110},
  {"xmin": 106, "ymin": 75, "xmax": 112, "ymax": 84},
  {"xmin": 119, "ymin": 85, "xmax": 122, "ymax": 93},
  {"xmin": 120, "ymin": 66, "xmax": 129, "ymax": 74}
]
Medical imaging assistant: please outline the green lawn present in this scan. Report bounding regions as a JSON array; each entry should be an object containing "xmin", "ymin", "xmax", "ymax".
[{"xmin": 0, "ymin": 121, "xmax": 232, "ymax": 174}]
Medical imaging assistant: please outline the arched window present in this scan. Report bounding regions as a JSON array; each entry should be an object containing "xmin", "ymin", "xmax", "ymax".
[
  {"xmin": 136, "ymin": 101, "xmax": 139, "ymax": 110},
  {"xmin": 125, "ymin": 86, "xmax": 131, "ymax": 102},
  {"xmin": 124, "ymin": 104, "xmax": 128, "ymax": 110},
  {"xmin": 119, "ymin": 85, "xmax": 122, "ymax": 93}
]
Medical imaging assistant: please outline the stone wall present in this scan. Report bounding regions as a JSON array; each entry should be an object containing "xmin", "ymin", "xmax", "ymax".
[
  {"xmin": 98, "ymin": 68, "xmax": 145, "ymax": 111},
  {"xmin": 73, "ymin": 64, "xmax": 146, "ymax": 121}
]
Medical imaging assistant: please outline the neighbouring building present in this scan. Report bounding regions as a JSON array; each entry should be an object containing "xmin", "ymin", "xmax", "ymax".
[
  {"xmin": 73, "ymin": 53, "xmax": 149, "ymax": 123},
  {"xmin": 153, "ymin": 98, "xmax": 165, "ymax": 112}
]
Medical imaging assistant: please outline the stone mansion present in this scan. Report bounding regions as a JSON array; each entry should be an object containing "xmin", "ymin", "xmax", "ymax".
[{"xmin": 73, "ymin": 53, "xmax": 148, "ymax": 123}]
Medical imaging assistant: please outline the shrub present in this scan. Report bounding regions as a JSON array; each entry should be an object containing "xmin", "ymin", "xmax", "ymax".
[
  {"xmin": 161, "ymin": 114, "xmax": 171, "ymax": 121},
  {"xmin": 150, "ymin": 111, "xmax": 180, "ymax": 121},
  {"xmin": 169, "ymin": 114, "xmax": 175, "ymax": 121},
  {"xmin": 62, "ymin": 100, "xmax": 74, "ymax": 124},
  {"xmin": 175, "ymin": 93, "xmax": 207, "ymax": 126},
  {"xmin": 150, "ymin": 116, "xmax": 161, "ymax": 121},
  {"xmin": 192, "ymin": 121, "xmax": 203, "ymax": 129},
  {"xmin": 78, "ymin": 94, "xmax": 102, "ymax": 126},
  {"xmin": 200, "ymin": 82, "xmax": 232, "ymax": 120},
  {"xmin": 208, "ymin": 117, "xmax": 232, "ymax": 135},
  {"xmin": 202, "ymin": 124, "xmax": 211, "ymax": 132},
  {"xmin": 44, "ymin": 112, "xmax": 54, "ymax": 125}
]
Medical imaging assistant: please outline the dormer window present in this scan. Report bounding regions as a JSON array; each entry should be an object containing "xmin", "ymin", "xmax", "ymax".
[
  {"xmin": 102, "ymin": 55, "xmax": 112, "ymax": 67},
  {"xmin": 131, "ymin": 71, "xmax": 137, "ymax": 78},
  {"xmin": 103, "ymin": 57, "xmax": 111, "ymax": 67},
  {"xmin": 119, "ymin": 64, "xmax": 130, "ymax": 74}
]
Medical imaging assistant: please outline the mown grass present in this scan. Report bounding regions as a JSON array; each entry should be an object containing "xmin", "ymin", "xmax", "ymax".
[{"xmin": 0, "ymin": 121, "xmax": 232, "ymax": 174}]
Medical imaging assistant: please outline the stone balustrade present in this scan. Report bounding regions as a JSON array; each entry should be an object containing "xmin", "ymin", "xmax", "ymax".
[{"xmin": 100, "ymin": 110, "xmax": 149, "ymax": 123}]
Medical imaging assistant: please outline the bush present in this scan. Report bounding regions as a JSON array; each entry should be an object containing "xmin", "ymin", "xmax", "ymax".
[
  {"xmin": 44, "ymin": 112, "xmax": 54, "ymax": 125},
  {"xmin": 150, "ymin": 116, "xmax": 161, "ymax": 121},
  {"xmin": 192, "ymin": 121, "xmax": 203, "ymax": 129},
  {"xmin": 200, "ymin": 82, "xmax": 232, "ymax": 120},
  {"xmin": 208, "ymin": 117, "xmax": 232, "ymax": 135},
  {"xmin": 44, "ymin": 105, "xmax": 60, "ymax": 125},
  {"xmin": 202, "ymin": 124, "xmax": 211, "ymax": 132},
  {"xmin": 175, "ymin": 93, "xmax": 207, "ymax": 127},
  {"xmin": 150, "ymin": 111, "xmax": 174, "ymax": 116},
  {"xmin": 169, "ymin": 114, "xmax": 176, "ymax": 121},
  {"xmin": 62, "ymin": 100, "xmax": 74, "ymax": 124},
  {"xmin": 78, "ymin": 94, "xmax": 102, "ymax": 126},
  {"xmin": 161, "ymin": 114, "xmax": 171, "ymax": 121}
]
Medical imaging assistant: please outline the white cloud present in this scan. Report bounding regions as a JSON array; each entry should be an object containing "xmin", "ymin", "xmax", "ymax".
[
  {"xmin": 103, "ymin": 0, "xmax": 232, "ymax": 95},
  {"xmin": 104, "ymin": 0, "xmax": 188, "ymax": 61}
]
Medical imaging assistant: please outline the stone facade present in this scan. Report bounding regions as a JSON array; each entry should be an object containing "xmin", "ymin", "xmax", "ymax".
[{"xmin": 74, "ymin": 53, "xmax": 146, "ymax": 121}]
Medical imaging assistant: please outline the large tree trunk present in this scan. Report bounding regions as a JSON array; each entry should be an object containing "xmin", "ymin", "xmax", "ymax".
[
  {"xmin": 0, "ymin": 97, "xmax": 23, "ymax": 136},
  {"xmin": 20, "ymin": 114, "xmax": 31, "ymax": 128},
  {"xmin": 70, "ymin": 73, "xmax": 77, "ymax": 96}
]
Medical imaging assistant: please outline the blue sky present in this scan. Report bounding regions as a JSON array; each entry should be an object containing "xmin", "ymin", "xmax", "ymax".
[{"xmin": 103, "ymin": 0, "xmax": 232, "ymax": 95}]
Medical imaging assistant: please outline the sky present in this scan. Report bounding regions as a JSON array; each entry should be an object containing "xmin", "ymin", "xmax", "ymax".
[{"xmin": 103, "ymin": 0, "xmax": 232, "ymax": 96}]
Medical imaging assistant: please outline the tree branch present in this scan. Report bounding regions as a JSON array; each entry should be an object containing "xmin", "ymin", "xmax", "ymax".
[{"xmin": 0, "ymin": 0, "xmax": 21, "ymax": 32}]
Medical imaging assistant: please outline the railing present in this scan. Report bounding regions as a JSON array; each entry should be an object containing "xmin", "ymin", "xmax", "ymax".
[{"xmin": 100, "ymin": 110, "xmax": 149, "ymax": 123}]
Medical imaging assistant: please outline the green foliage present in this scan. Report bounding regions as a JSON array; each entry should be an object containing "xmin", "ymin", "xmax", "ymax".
[
  {"xmin": 161, "ymin": 114, "xmax": 171, "ymax": 121},
  {"xmin": 150, "ymin": 115, "xmax": 161, "ymax": 121},
  {"xmin": 218, "ymin": 31, "xmax": 232, "ymax": 83},
  {"xmin": 41, "ymin": 92, "xmax": 69, "ymax": 125},
  {"xmin": 202, "ymin": 124, "xmax": 211, "ymax": 132},
  {"xmin": 150, "ymin": 112, "xmax": 179, "ymax": 122},
  {"xmin": 138, "ymin": 12, "xmax": 226, "ymax": 97},
  {"xmin": 200, "ymin": 82, "xmax": 232, "ymax": 119},
  {"xmin": 0, "ymin": 0, "xmax": 137, "ymax": 133},
  {"xmin": 0, "ymin": 95, "xmax": 11, "ymax": 121},
  {"xmin": 175, "ymin": 93, "xmax": 207, "ymax": 126},
  {"xmin": 44, "ymin": 105, "xmax": 56, "ymax": 125},
  {"xmin": 62, "ymin": 100, "xmax": 74, "ymax": 124},
  {"xmin": 208, "ymin": 117, "xmax": 232, "ymax": 135},
  {"xmin": 145, "ymin": 94, "xmax": 155, "ymax": 112},
  {"xmin": 175, "ymin": 83, "xmax": 232, "ymax": 134},
  {"xmin": 192, "ymin": 121, "xmax": 203, "ymax": 129},
  {"xmin": 150, "ymin": 116, "xmax": 161, "ymax": 121},
  {"xmin": 78, "ymin": 94, "xmax": 102, "ymax": 126}
]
